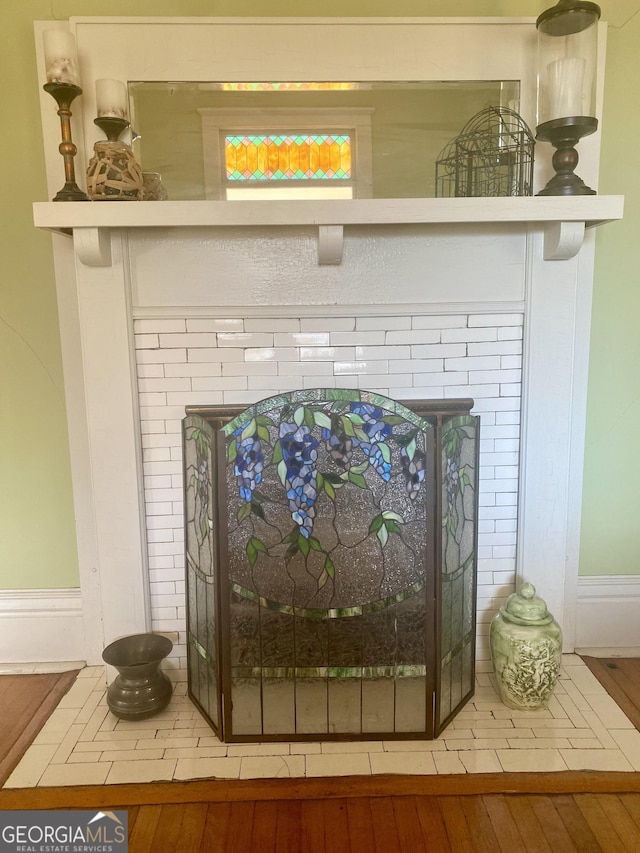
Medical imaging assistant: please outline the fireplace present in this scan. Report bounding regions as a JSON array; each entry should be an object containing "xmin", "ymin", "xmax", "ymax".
[
  {"xmin": 183, "ymin": 391, "xmax": 479, "ymax": 740},
  {"xmin": 31, "ymin": 17, "xmax": 623, "ymax": 672}
]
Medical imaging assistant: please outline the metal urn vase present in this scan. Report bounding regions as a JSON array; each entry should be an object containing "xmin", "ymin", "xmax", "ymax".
[
  {"xmin": 102, "ymin": 633, "xmax": 173, "ymax": 721},
  {"xmin": 490, "ymin": 582, "xmax": 562, "ymax": 711}
]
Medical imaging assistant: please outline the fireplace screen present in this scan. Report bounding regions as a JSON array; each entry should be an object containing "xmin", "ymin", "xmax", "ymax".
[{"xmin": 183, "ymin": 390, "xmax": 479, "ymax": 741}]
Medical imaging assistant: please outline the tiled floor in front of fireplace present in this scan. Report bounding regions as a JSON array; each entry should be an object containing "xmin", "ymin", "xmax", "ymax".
[{"xmin": 5, "ymin": 655, "xmax": 640, "ymax": 788}]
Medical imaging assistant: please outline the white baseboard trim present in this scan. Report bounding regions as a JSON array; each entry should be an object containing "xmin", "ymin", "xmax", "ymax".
[
  {"xmin": 0, "ymin": 588, "xmax": 86, "ymax": 670},
  {"xmin": 575, "ymin": 575, "xmax": 640, "ymax": 655},
  {"xmin": 2, "ymin": 579, "xmax": 638, "ymax": 668}
]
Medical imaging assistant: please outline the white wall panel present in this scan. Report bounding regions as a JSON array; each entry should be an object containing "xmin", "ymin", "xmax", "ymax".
[{"xmin": 129, "ymin": 226, "xmax": 526, "ymax": 309}]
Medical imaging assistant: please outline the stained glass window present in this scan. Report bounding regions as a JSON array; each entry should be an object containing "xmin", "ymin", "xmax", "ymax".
[
  {"xmin": 225, "ymin": 134, "xmax": 352, "ymax": 182},
  {"xmin": 200, "ymin": 106, "xmax": 372, "ymax": 199}
]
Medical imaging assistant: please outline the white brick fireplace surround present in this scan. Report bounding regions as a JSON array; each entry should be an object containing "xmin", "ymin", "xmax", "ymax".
[
  {"xmin": 21, "ymin": 17, "xmax": 626, "ymax": 670},
  {"xmin": 137, "ymin": 308, "xmax": 523, "ymax": 663}
]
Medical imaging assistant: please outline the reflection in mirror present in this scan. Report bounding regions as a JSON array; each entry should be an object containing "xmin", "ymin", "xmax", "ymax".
[{"xmin": 128, "ymin": 80, "xmax": 519, "ymax": 200}]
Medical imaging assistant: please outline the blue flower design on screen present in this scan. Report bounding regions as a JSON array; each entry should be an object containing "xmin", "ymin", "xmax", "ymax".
[
  {"xmin": 352, "ymin": 403, "xmax": 393, "ymax": 481},
  {"xmin": 279, "ymin": 421, "xmax": 319, "ymax": 538},
  {"xmin": 224, "ymin": 395, "xmax": 431, "ymax": 591},
  {"xmin": 233, "ymin": 424, "xmax": 264, "ymax": 503}
]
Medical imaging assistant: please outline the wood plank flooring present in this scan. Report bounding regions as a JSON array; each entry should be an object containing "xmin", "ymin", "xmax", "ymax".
[
  {"xmin": 0, "ymin": 784, "xmax": 640, "ymax": 853},
  {"xmin": 2, "ymin": 660, "xmax": 640, "ymax": 851},
  {"xmin": 0, "ymin": 669, "xmax": 78, "ymax": 786},
  {"xmin": 583, "ymin": 656, "xmax": 640, "ymax": 731}
]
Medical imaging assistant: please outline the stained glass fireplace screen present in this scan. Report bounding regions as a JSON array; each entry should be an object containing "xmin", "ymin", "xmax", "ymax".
[{"xmin": 183, "ymin": 390, "xmax": 479, "ymax": 742}]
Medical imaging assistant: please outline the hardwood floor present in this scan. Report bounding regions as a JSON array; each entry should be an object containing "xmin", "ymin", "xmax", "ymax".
[
  {"xmin": 1, "ymin": 659, "xmax": 640, "ymax": 851},
  {"xmin": 583, "ymin": 656, "xmax": 640, "ymax": 731},
  {"xmin": 1, "ymin": 778, "xmax": 639, "ymax": 852},
  {"xmin": 0, "ymin": 669, "xmax": 78, "ymax": 786},
  {"xmin": 144, "ymin": 792, "xmax": 635, "ymax": 852}
]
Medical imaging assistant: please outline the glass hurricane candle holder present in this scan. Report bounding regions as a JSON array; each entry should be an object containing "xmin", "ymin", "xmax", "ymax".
[{"xmin": 535, "ymin": 0, "xmax": 601, "ymax": 195}]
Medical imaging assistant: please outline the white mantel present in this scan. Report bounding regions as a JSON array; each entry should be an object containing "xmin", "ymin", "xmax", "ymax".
[
  {"xmin": 33, "ymin": 17, "xmax": 624, "ymax": 668},
  {"xmin": 34, "ymin": 196, "xmax": 623, "ymax": 266}
]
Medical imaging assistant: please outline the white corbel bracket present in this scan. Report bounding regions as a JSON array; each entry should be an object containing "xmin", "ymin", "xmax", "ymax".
[
  {"xmin": 70, "ymin": 221, "xmax": 585, "ymax": 267},
  {"xmin": 72, "ymin": 225, "xmax": 344, "ymax": 267},
  {"xmin": 74, "ymin": 227, "xmax": 112, "ymax": 267},
  {"xmin": 543, "ymin": 220, "xmax": 585, "ymax": 261}
]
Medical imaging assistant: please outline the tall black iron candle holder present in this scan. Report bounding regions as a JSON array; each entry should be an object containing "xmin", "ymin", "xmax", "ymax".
[{"xmin": 43, "ymin": 81, "xmax": 89, "ymax": 202}]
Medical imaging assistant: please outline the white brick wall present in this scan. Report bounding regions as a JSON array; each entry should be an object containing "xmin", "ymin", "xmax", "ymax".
[{"xmin": 134, "ymin": 312, "xmax": 523, "ymax": 668}]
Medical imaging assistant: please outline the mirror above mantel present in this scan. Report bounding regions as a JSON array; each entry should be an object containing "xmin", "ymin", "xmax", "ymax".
[{"xmin": 128, "ymin": 79, "xmax": 522, "ymax": 202}]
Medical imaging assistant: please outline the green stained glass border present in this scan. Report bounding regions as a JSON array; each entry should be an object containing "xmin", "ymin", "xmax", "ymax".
[
  {"xmin": 441, "ymin": 551, "xmax": 475, "ymax": 585},
  {"xmin": 221, "ymin": 388, "xmax": 433, "ymax": 437},
  {"xmin": 229, "ymin": 579, "xmax": 426, "ymax": 619},
  {"xmin": 231, "ymin": 665, "xmax": 427, "ymax": 679},
  {"xmin": 190, "ymin": 634, "xmax": 214, "ymax": 666},
  {"xmin": 186, "ymin": 553, "xmax": 215, "ymax": 585}
]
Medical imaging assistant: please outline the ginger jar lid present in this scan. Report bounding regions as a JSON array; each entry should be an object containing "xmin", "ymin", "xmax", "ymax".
[{"xmin": 500, "ymin": 582, "xmax": 554, "ymax": 626}]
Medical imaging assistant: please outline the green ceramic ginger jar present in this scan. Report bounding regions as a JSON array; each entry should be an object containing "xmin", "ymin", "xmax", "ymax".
[{"xmin": 490, "ymin": 582, "xmax": 562, "ymax": 711}]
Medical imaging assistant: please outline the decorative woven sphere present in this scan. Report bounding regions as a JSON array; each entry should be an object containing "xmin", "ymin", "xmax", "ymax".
[{"xmin": 86, "ymin": 141, "xmax": 144, "ymax": 201}]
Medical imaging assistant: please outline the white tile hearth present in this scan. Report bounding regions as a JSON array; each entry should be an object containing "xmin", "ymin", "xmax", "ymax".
[{"xmin": 4, "ymin": 655, "xmax": 640, "ymax": 788}]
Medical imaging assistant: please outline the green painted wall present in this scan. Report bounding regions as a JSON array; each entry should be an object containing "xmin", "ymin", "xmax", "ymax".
[
  {"xmin": 0, "ymin": 1, "xmax": 634, "ymax": 590},
  {"xmin": 0, "ymin": 3, "xmax": 78, "ymax": 590},
  {"xmin": 580, "ymin": 7, "xmax": 640, "ymax": 575}
]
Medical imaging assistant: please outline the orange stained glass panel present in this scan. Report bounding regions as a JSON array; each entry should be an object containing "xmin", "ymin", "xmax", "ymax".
[
  {"xmin": 279, "ymin": 142, "xmax": 289, "ymax": 174},
  {"xmin": 289, "ymin": 144, "xmax": 300, "ymax": 173},
  {"xmin": 309, "ymin": 141, "xmax": 319, "ymax": 173},
  {"xmin": 299, "ymin": 143, "xmax": 310, "ymax": 175},
  {"xmin": 236, "ymin": 144, "xmax": 247, "ymax": 174},
  {"xmin": 257, "ymin": 141, "xmax": 269, "ymax": 175},
  {"xmin": 225, "ymin": 144, "xmax": 236, "ymax": 175},
  {"xmin": 225, "ymin": 134, "xmax": 352, "ymax": 181},
  {"xmin": 340, "ymin": 140, "xmax": 351, "ymax": 173},
  {"xmin": 268, "ymin": 143, "xmax": 279, "ymax": 174},
  {"xmin": 246, "ymin": 143, "xmax": 258, "ymax": 176}
]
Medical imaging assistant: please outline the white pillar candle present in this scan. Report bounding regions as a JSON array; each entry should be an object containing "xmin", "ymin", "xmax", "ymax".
[
  {"xmin": 43, "ymin": 29, "xmax": 80, "ymax": 87},
  {"xmin": 547, "ymin": 57, "xmax": 586, "ymax": 120},
  {"xmin": 96, "ymin": 78, "xmax": 128, "ymax": 119}
]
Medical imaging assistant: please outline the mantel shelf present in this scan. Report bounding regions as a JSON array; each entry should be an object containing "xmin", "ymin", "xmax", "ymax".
[{"xmin": 33, "ymin": 196, "xmax": 624, "ymax": 267}]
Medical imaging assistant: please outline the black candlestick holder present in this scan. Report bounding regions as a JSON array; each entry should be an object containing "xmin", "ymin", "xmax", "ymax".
[
  {"xmin": 43, "ymin": 81, "xmax": 89, "ymax": 202},
  {"xmin": 94, "ymin": 115, "xmax": 130, "ymax": 143},
  {"xmin": 536, "ymin": 116, "xmax": 598, "ymax": 196}
]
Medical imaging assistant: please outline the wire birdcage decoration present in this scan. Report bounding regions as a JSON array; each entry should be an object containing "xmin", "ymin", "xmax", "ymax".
[{"xmin": 435, "ymin": 106, "xmax": 535, "ymax": 198}]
